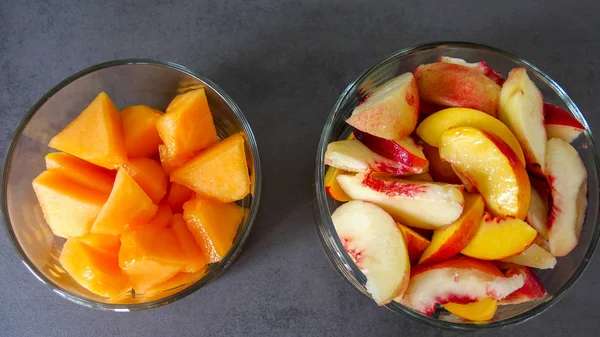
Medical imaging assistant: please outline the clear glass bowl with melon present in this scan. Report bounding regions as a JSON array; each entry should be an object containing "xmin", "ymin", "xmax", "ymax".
[
  {"xmin": 1, "ymin": 59, "xmax": 261, "ymax": 310},
  {"xmin": 314, "ymin": 42, "xmax": 600, "ymax": 329}
]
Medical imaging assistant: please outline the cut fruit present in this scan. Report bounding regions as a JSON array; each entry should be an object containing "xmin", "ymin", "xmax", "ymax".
[
  {"xmin": 397, "ymin": 223, "xmax": 430, "ymax": 265},
  {"xmin": 183, "ymin": 195, "xmax": 244, "ymax": 263},
  {"xmin": 143, "ymin": 201, "xmax": 173, "ymax": 229},
  {"xmin": 166, "ymin": 182, "xmax": 194, "ymax": 213},
  {"xmin": 346, "ymin": 73, "xmax": 419, "ymax": 140},
  {"xmin": 421, "ymin": 143, "xmax": 462, "ymax": 184},
  {"xmin": 353, "ymin": 129, "xmax": 428, "ymax": 172},
  {"xmin": 324, "ymin": 140, "xmax": 426, "ymax": 176},
  {"xmin": 461, "ymin": 213, "xmax": 538, "ymax": 260},
  {"xmin": 439, "ymin": 127, "xmax": 530, "ymax": 219},
  {"xmin": 60, "ymin": 238, "xmax": 131, "ymax": 298},
  {"xmin": 158, "ymin": 145, "xmax": 181, "ymax": 175},
  {"xmin": 324, "ymin": 166, "xmax": 351, "ymax": 202},
  {"xmin": 419, "ymin": 193, "xmax": 484, "ymax": 264},
  {"xmin": 545, "ymin": 138, "xmax": 588, "ymax": 256},
  {"xmin": 156, "ymin": 88, "xmax": 219, "ymax": 165},
  {"xmin": 332, "ymin": 200, "xmax": 410, "ymax": 305},
  {"xmin": 413, "ymin": 62, "xmax": 501, "ymax": 116},
  {"xmin": 91, "ymin": 168, "xmax": 158, "ymax": 235},
  {"xmin": 498, "ymin": 68, "xmax": 546, "ymax": 175},
  {"xmin": 500, "ymin": 244, "xmax": 557, "ymax": 270},
  {"xmin": 171, "ymin": 214, "xmax": 207, "ymax": 273},
  {"xmin": 527, "ymin": 187, "xmax": 548, "ymax": 239},
  {"xmin": 45, "ymin": 152, "xmax": 115, "ymax": 194},
  {"xmin": 145, "ymin": 269, "xmax": 207, "ymax": 295},
  {"xmin": 337, "ymin": 173, "xmax": 464, "ymax": 229},
  {"xmin": 416, "ymin": 107, "xmax": 525, "ymax": 165},
  {"xmin": 79, "ymin": 233, "xmax": 121, "ymax": 257},
  {"xmin": 124, "ymin": 157, "xmax": 168, "ymax": 204},
  {"xmin": 443, "ymin": 298, "xmax": 498, "ymax": 322},
  {"xmin": 500, "ymin": 267, "xmax": 546, "ymax": 304},
  {"xmin": 121, "ymin": 105, "xmax": 163, "ymax": 158},
  {"xmin": 48, "ymin": 92, "xmax": 126, "ymax": 169},
  {"xmin": 32, "ymin": 171, "xmax": 109, "ymax": 238},
  {"xmin": 438, "ymin": 56, "xmax": 504, "ymax": 85},
  {"xmin": 399, "ymin": 256, "xmax": 524, "ymax": 315},
  {"xmin": 404, "ymin": 172, "xmax": 433, "ymax": 182},
  {"xmin": 171, "ymin": 134, "xmax": 250, "ymax": 203},
  {"xmin": 544, "ymin": 103, "xmax": 585, "ymax": 143}
]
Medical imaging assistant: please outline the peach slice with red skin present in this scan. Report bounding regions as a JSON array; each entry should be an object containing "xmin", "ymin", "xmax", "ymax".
[
  {"xmin": 396, "ymin": 223, "xmax": 430, "ymax": 264},
  {"xmin": 544, "ymin": 103, "xmax": 585, "ymax": 143},
  {"xmin": 324, "ymin": 166, "xmax": 351, "ymax": 202},
  {"xmin": 439, "ymin": 56, "xmax": 504, "ymax": 85},
  {"xmin": 352, "ymin": 129, "xmax": 428, "ymax": 172},
  {"xmin": 500, "ymin": 267, "xmax": 546, "ymax": 305},
  {"xmin": 421, "ymin": 143, "xmax": 462, "ymax": 184},
  {"xmin": 346, "ymin": 73, "xmax": 419, "ymax": 140}
]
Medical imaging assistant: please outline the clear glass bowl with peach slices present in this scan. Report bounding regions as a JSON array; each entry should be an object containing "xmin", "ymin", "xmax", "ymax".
[
  {"xmin": 1, "ymin": 59, "xmax": 261, "ymax": 311},
  {"xmin": 314, "ymin": 42, "xmax": 600, "ymax": 329}
]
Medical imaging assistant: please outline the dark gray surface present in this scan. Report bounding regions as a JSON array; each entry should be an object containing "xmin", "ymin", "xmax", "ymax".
[{"xmin": 1, "ymin": 1, "xmax": 599, "ymax": 336}]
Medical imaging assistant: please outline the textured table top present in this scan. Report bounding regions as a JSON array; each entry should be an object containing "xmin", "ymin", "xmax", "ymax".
[{"xmin": 1, "ymin": 1, "xmax": 599, "ymax": 336}]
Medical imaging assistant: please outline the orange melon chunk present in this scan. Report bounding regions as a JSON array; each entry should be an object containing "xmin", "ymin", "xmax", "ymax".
[
  {"xmin": 79, "ymin": 233, "xmax": 121, "ymax": 257},
  {"xmin": 91, "ymin": 168, "xmax": 157, "ymax": 235},
  {"xmin": 118, "ymin": 227, "xmax": 185, "ymax": 293},
  {"xmin": 145, "ymin": 269, "xmax": 207, "ymax": 295},
  {"xmin": 171, "ymin": 134, "xmax": 250, "ymax": 203},
  {"xmin": 45, "ymin": 152, "xmax": 115, "ymax": 194},
  {"xmin": 32, "ymin": 171, "xmax": 109, "ymax": 238},
  {"xmin": 158, "ymin": 145, "xmax": 179, "ymax": 175},
  {"xmin": 183, "ymin": 195, "xmax": 244, "ymax": 263},
  {"xmin": 60, "ymin": 238, "xmax": 131, "ymax": 298},
  {"xmin": 137, "ymin": 201, "xmax": 173, "ymax": 229},
  {"xmin": 121, "ymin": 105, "xmax": 163, "ymax": 158},
  {"xmin": 48, "ymin": 92, "xmax": 126, "ymax": 169},
  {"xmin": 167, "ymin": 182, "xmax": 194, "ymax": 213},
  {"xmin": 124, "ymin": 158, "xmax": 168, "ymax": 204},
  {"xmin": 171, "ymin": 214, "xmax": 207, "ymax": 272},
  {"xmin": 156, "ymin": 89, "xmax": 219, "ymax": 165}
]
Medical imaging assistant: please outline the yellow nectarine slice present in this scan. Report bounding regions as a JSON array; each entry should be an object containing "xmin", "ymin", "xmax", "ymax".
[
  {"xmin": 443, "ymin": 297, "xmax": 497, "ymax": 322},
  {"xmin": 45, "ymin": 152, "xmax": 115, "ymax": 194},
  {"xmin": 124, "ymin": 157, "xmax": 168, "ymax": 204},
  {"xmin": 121, "ymin": 105, "xmax": 163, "ymax": 158},
  {"xmin": 396, "ymin": 223, "xmax": 430, "ymax": 264}
]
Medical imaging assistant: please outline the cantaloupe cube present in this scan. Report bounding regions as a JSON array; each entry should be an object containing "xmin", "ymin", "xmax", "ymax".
[
  {"xmin": 182, "ymin": 195, "xmax": 244, "ymax": 263},
  {"xmin": 91, "ymin": 168, "xmax": 157, "ymax": 235},
  {"xmin": 171, "ymin": 214, "xmax": 207, "ymax": 272},
  {"xmin": 156, "ymin": 89, "xmax": 219, "ymax": 165},
  {"xmin": 171, "ymin": 134, "xmax": 250, "ymax": 203},
  {"xmin": 145, "ymin": 269, "xmax": 206, "ymax": 295},
  {"xmin": 143, "ymin": 201, "xmax": 173, "ymax": 229},
  {"xmin": 48, "ymin": 92, "xmax": 126, "ymax": 169},
  {"xmin": 79, "ymin": 233, "xmax": 121, "ymax": 257},
  {"xmin": 45, "ymin": 152, "xmax": 115, "ymax": 194},
  {"xmin": 121, "ymin": 105, "xmax": 163, "ymax": 158},
  {"xmin": 123, "ymin": 158, "xmax": 168, "ymax": 204},
  {"xmin": 158, "ymin": 145, "xmax": 178, "ymax": 175},
  {"xmin": 60, "ymin": 238, "xmax": 131, "ymax": 298},
  {"xmin": 167, "ymin": 183, "xmax": 194, "ymax": 213},
  {"xmin": 118, "ymin": 227, "xmax": 185, "ymax": 293},
  {"xmin": 32, "ymin": 171, "xmax": 109, "ymax": 238}
]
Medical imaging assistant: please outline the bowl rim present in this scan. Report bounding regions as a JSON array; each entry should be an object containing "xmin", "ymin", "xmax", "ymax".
[
  {"xmin": 314, "ymin": 41, "xmax": 600, "ymax": 330},
  {"xmin": 0, "ymin": 58, "xmax": 262, "ymax": 311}
]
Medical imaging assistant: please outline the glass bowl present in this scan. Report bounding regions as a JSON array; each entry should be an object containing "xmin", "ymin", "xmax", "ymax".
[
  {"xmin": 314, "ymin": 41, "xmax": 600, "ymax": 329},
  {"xmin": 1, "ymin": 59, "xmax": 262, "ymax": 311}
]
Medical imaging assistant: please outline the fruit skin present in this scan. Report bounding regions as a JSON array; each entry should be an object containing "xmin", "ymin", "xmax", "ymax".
[
  {"xmin": 32, "ymin": 171, "xmax": 109, "ymax": 238},
  {"xmin": 324, "ymin": 140, "xmax": 426, "ymax": 176},
  {"xmin": 166, "ymin": 182, "xmax": 195, "ymax": 213},
  {"xmin": 171, "ymin": 134, "xmax": 250, "ymax": 203},
  {"xmin": 156, "ymin": 88, "xmax": 219, "ymax": 165},
  {"xmin": 544, "ymin": 103, "xmax": 585, "ymax": 143},
  {"xmin": 421, "ymin": 143, "xmax": 462, "ymax": 184},
  {"xmin": 399, "ymin": 256, "xmax": 524, "ymax": 315},
  {"xmin": 396, "ymin": 223, "xmax": 430, "ymax": 264},
  {"xmin": 439, "ymin": 127, "xmax": 531, "ymax": 219},
  {"xmin": 500, "ymin": 243, "xmax": 557, "ymax": 270},
  {"xmin": 332, "ymin": 201, "xmax": 410, "ymax": 305},
  {"xmin": 439, "ymin": 56, "xmax": 504, "ymax": 85},
  {"xmin": 500, "ymin": 267, "xmax": 546, "ymax": 305},
  {"xmin": 498, "ymin": 68, "xmax": 546, "ymax": 176},
  {"xmin": 120, "ymin": 105, "xmax": 163, "ymax": 158},
  {"xmin": 337, "ymin": 173, "xmax": 465, "ymax": 229},
  {"xmin": 461, "ymin": 212, "xmax": 538, "ymax": 260},
  {"xmin": 45, "ymin": 152, "xmax": 115, "ymax": 194},
  {"xmin": 124, "ymin": 157, "xmax": 168, "ymax": 204},
  {"xmin": 413, "ymin": 62, "xmax": 501, "ymax": 116},
  {"xmin": 346, "ymin": 73, "xmax": 419, "ymax": 140},
  {"xmin": 545, "ymin": 138, "xmax": 588, "ymax": 257},
  {"xmin": 48, "ymin": 92, "xmax": 126, "ymax": 169},
  {"xmin": 443, "ymin": 297, "xmax": 498, "ymax": 322},
  {"xmin": 324, "ymin": 166, "xmax": 351, "ymax": 202},
  {"xmin": 418, "ymin": 193, "xmax": 484, "ymax": 265},
  {"xmin": 416, "ymin": 107, "xmax": 525, "ymax": 165},
  {"xmin": 353, "ymin": 129, "xmax": 428, "ymax": 171}
]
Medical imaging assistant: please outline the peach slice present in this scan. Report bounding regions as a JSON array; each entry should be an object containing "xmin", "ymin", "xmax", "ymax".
[
  {"xmin": 337, "ymin": 173, "xmax": 464, "ymax": 229},
  {"xmin": 324, "ymin": 139, "xmax": 426, "ymax": 176},
  {"xmin": 346, "ymin": 73, "xmax": 419, "ymax": 140},
  {"xmin": 332, "ymin": 200, "xmax": 410, "ymax": 305},
  {"xmin": 527, "ymin": 187, "xmax": 549, "ymax": 239},
  {"xmin": 421, "ymin": 143, "xmax": 462, "ymax": 184},
  {"xmin": 439, "ymin": 56, "xmax": 504, "ymax": 85},
  {"xmin": 418, "ymin": 193, "xmax": 484, "ymax": 264},
  {"xmin": 416, "ymin": 107, "xmax": 525, "ymax": 164},
  {"xmin": 500, "ymin": 243, "xmax": 557, "ymax": 270},
  {"xmin": 545, "ymin": 138, "xmax": 587, "ymax": 256},
  {"xmin": 544, "ymin": 103, "xmax": 585, "ymax": 143},
  {"xmin": 439, "ymin": 127, "xmax": 531, "ymax": 219},
  {"xmin": 396, "ymin": 223, "xmax": 430, "ymax": 264},
  {"xmin": 461, "ymin": 213, "xmax": 538, "ymax": 260},
  {"xmin": 443, "ymin": 297, "xmax": 498, "ymax": 322},
  {"xmin": 324, "ymin": 166, "xmax": 351, "ymax": 202},
  {"xmin": 413, "ymin": 62, "xmax": 501, "ymax": 116},
  {"xmin": 500, "ymin": 267, "xmax": 546, "ymax": 305},
  {"xmin": 398, "ymin": 256, "xmax": 524, "ymax": 315},
  {"xmin": 499, "ymin": 68, "xmax": 546, "ymax": 175},
  {"xmin": 353, "ymin": 129, "xmax": 428, "ymax": 172}
]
